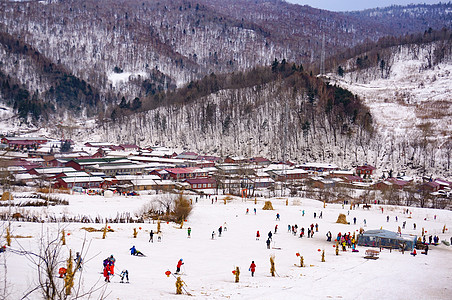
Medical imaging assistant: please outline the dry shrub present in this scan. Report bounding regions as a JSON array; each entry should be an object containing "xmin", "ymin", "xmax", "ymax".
[
  {"xmin": 81, "ymin": 227, "xmax": 114, "ymax": 232},
  {"xmin": 1, "ymin": 191, "xmax": 12, "ymax": 201},
  {"xmin": 262, "ymin": 201, "xmax": 274, "ymax": 210},
  {"xmin": 336, "ymin": 214, "xmax": 348, "ymax": 224},
  {"xmin": 223, "ymin": 195, "xmax": 233, "ymax": 202},
  {"xmin": 173, "ymin": 193, "xmax": 192, "ymax": 222}
]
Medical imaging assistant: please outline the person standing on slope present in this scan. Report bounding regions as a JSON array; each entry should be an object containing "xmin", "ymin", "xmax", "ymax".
[
  {"xmin": 176, "ymin": 259, "xmax": 184, "ymax": 274},
  {"xmin": 149, "ymin": 230, "xmax": 154, "ymax": 243},
  {"xmin": 249, "ymin": 261, "xmax": 256, "ymax": 277}
]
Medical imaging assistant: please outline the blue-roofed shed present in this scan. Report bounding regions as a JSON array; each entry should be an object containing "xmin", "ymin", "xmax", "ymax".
[{"xmin": 358, "ymin": 229, "xmax": 417, "ymax": 251}]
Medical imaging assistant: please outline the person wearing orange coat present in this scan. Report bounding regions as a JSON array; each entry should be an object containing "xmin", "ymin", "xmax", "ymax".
[{"xmin": 249, "ymin": 261, "xmax": 256, "ymax": 277}]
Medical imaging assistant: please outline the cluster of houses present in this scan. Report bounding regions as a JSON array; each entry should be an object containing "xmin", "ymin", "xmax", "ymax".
[{"xmin": 1, "ymin": 137, "xmax": 451, "ymax": 197}]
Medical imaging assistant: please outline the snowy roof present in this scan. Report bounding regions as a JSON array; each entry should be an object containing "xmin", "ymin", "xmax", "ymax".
[
  {"xmin": 299, "ymin": 162, "xmax": 339, "ymax": 169},
  {"xmin": 272, "ymin": 169, "xmax": 308, "ymax": 175},
  {"xmin": 34, "ymin": 167, "xmax": 77, "ymax": 174},
  {"xmin": 115, "ymin": 174, "xmax": 161, "ymax": 181},
  {"xmin": 96, "ymin": 164, "xmax": 145, "ymax": 170},
  {"xmin": 165, "ymin": 167, "xmax": 204, "ymax": 174},
  {"xmin": 2, "ymin": 136, "xmax": 47, "ymax": 141},
  {"xmin": 60, "ymin": 176, "xmax": 104, "ymax": 183},
  {"xmin": 361, "ymin": 229, "xmax": 416, "ymax": 243},
  {"xmin": 330, "ymin": 170, "xmax": 354, "ymax": 175}
]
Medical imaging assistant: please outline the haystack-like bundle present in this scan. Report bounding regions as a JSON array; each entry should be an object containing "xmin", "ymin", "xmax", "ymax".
[
  {"xmin": 262, "ymin": 201, "xmax": 274, "ymax": 210},
  {"xmin": 336, "ymin": 213, "xmax": 348, "ymax": 224},
  {"xmin": 1, "ymin": 192, "xmax": 12, "ymax": 201}
]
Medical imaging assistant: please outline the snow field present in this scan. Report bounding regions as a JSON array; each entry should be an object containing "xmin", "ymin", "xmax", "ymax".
[{"xmin": 2, "ymin": 194, "xmax": 452, "ymax": 299}]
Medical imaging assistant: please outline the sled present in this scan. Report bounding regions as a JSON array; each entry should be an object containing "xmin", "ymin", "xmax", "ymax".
[
  {"xmin": 441, "ymin": 240, "xmax": 450, "ymax": 246},
  {"xmin": 272, "ymin": 247, "xmax": 282, "ymax": 250},
  {"xmin": 352, "ymin": 249, "xmax": 359, "ymax": 252},
  {"xmin": 364, "ymin": 249, "xmax": 379, "ymax": 259}
]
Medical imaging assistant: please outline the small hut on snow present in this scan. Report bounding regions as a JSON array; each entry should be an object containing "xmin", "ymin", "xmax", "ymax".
[{"xmin": 358, "ymin": 229, "xmax": 417, "ymax": 251}]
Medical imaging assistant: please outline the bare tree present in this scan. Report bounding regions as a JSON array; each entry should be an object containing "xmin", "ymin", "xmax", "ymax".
[{"xmin": 16, "ymin": 226, "xmax": 107, "ymax": 300}]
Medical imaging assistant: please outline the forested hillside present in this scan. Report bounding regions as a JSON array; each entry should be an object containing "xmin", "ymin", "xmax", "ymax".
[{"xmin": 1, "ymin": 0, "xmax": 451, "ymax": 121}]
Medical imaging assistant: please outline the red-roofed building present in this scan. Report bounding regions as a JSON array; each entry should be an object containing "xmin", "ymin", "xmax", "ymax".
[
  {"xmin": 421, "ymin": 181, "xmax": 440, "ymax": 192},
  {"xmin": 165, "ymin": 167, "xmax": 208, "ymax": 180},
  {"xmin": 356, "ymin": 165, "xmax": 377, "ymax": 176},
  {"xmin": 386, "ymin": 178, "xmax": 411, "ymax": 189},
  {"xmin": 1, "ymin": 137, "xmax": 47, "ymax": 147},
  {"xmin": 343, "ymin": 175, "xmax": 364, "ymax": 183}
]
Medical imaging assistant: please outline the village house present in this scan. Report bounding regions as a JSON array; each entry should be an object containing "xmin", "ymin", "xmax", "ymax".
[
  {"xmin": 269, "ymin": 169, "xmax": 309, "ymax": 181},
  {"xmin": 298, "ymin": 163, "xmax": 340, "ymax": 172},
  {"xmin": 1, "ymin": 136, "xmax": 48, "ymax": 148},
  {"xmin": 434, "ymin": 178, "xmax": 452, "ymax": 190},
  {"xmin": 421, "ymin": 181, "xmax": 440, "ymax": 192},
  {"xmin": 28, "ymin": 167, "xmax": 77, "ymax": 178},
  {"xmin": 248, "ymin": 157, "xmax": 271, "ymax": 166},
  {"xmin": 54, "ymin": 176, "xmax": 104, "ymax": 189},
  {"xmin": 184, "ymin": 178, "xmax": 217, "ymax": 190},
  {"xmin": 164, "ymin": 167, "xmax": 208, "ymax": 181},
  {"xmin": 356, "ymin": 164, "xmax": 377, "ymax": 177}
]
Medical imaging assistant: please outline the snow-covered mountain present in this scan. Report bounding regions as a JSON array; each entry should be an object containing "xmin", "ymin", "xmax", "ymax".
[{"xmin": 0, "ymin": 1, "xmax": 451, "ymax": 178}]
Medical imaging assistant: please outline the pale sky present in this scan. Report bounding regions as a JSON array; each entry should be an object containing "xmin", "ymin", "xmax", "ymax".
[{"xmin": 286, "ymin": 0, "xmax": 445, "ymax": 12}]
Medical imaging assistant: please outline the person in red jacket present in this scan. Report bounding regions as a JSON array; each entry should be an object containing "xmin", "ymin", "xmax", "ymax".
[
  {"xmin": 256, "ymin": 231, "xmax": 260, "ymax": 240},
  {"xmin": 249, "ymin": 261, "xmax": 256, "ymax": 277},
  {"xmin": 103, "ymin": 265, "xmax": 110, "ymax": 282},
  {"xmin": 176, "ymin": 259, "xmax": 184, "ymax": 274}
]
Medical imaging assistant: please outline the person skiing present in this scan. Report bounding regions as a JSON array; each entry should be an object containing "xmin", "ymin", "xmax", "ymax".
[
  {"xmin": 276, "ymin": 213, "xmax": 280, "ymax": 220},
  {"xmin": 108, "ymin": 255, "xmax": 116, "ymax": 275},
  {"xmin": 424, "ymin": 244, "xmax": 429, "ymax": 255},
  {"xmin": 353, "ymin": 217, "xmax": 357, "ymax": 225},
  {"xmin": 187, "ymin": 227, "xmax": 191, "ymax": 238},
  {"xmin": 254, "ymin": 208, "xmax": 257, "ymax": 215},
  {"xmin": 256, "ymin": 231, "xmax": 260, "ymax": 240},
  {"xmin": 103, "ymin": 264, "xmax": 111, "ymax": 282},
  {"xmin": 74, "ymin": 252, "xmax": 82, "ymax": 270},
  {"xmin": 157, "ymin": 231, "xmax": 162, "ymax": 242},
  {"xmin": 302, "ymin": 210, "xmax": 305, "ymax": 216},
  {"xmin": 212, "ymin": 231, "xmax": 216, "ymax": 239},
  {"xmin": 176, "ymin": 259, "xmax": 184, "ymax": 274},
  {"xmin": 120, "ymin": 270, "xmax": 129, "ymax": 283},
  {"xmin": 266, "ymin": 238, "xmax": 271, "ymax": 249},
  {"xmin": 223, "ymin": 222, "xmax": 228, "ymax": 231},
  {"xmin": 218, "ymin": 226, "xmax": 223, "ymax": 237},
  {"xmin": 149, "ymin": 230, "xmax": 154, "ymax": 242},
  {"xmin": 246, "ymin": 208, "xmax": 249, "ymax": 214},
  {"xmin": 268, "ymin": 231, "xmax": 272, "ymax": 241},
  {"xmin": 274, "ymin": 225, "xmax": 278, "ymax": 234},
  {"xmin": 249, "ymin": 261, "xmax": 256, "ymax": 277}
]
